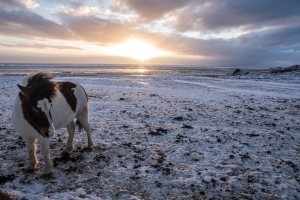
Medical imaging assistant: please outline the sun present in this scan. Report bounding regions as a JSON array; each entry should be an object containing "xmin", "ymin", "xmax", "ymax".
[{"xmin": 107, "ymin": 39, "xmax": 171, "ymax": 61}]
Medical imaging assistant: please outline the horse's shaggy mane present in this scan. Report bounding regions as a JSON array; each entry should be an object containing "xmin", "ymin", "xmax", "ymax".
[{"xmin": 27, "ymin": 72, "xmax": 57, "ymax": 100}]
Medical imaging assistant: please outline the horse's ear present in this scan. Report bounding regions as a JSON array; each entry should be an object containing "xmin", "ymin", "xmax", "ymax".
[{"xmin": 17, "ymin": 84, "xmax": 33, "ymax": 97}]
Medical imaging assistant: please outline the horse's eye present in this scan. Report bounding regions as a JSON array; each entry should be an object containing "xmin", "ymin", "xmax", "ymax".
[{"xmin": 33, "ymin": 106, "xmax": 41, "ymax": 111}]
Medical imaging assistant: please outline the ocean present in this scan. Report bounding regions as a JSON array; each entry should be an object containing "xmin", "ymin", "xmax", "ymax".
[{"xmin": 0, "ymin": 63, "xmax": 237, "ymax": 76}]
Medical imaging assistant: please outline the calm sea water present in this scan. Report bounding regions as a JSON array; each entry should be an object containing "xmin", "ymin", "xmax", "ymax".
[{"xmin": 0, "ymin": 63, "xmax": 236, "ymax": 76}]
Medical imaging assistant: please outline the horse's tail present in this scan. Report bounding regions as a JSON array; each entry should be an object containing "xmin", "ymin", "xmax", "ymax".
[
  {"xmin": 75, "ymin": 120, "xmax": 83, "ymax": 132},
  {"xmin": 78, "ymin": 84, "xmax": 88, "ymax": 102}
]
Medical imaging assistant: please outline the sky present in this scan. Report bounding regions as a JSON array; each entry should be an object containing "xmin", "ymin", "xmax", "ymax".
[{"xmin": 0, "ymin": 0, "xmax": 300, "ymax": 67}]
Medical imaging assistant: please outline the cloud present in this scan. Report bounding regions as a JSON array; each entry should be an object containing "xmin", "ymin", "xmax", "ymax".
[
  {"xmin": 49, "ymin": 5, "xmax": 138, "ymax": 22},
  {"xmin": 108, "ymin": 0, "xmax": 300, "ymax": 44},
  {"xmin": 235, "ymin": 25, "xmax": 300, "ymax": 47},
  {"xmin": 43, "ymin": 0, "xmax": 85, "ymax": 8},
  {"xmin": 20, "ymin": 0, "xmax": 39, "ymax": 10},
  {"xmin": 146, "ymin": 34, "xmax": 300, "ymax": 67},
  {"xmin": 49, "ymin": 6, "xmax": 103, "ymax": 16},
  {"xmin": 0, "ymin": 0, "xmax": 39, "ymax": 10},
  {"xmin": 110, "ymin": 0, "xmax": 195, "ymax": 21},
  {"xmin": 0, "ymin": 7, "xmax": 141, "ymax": 44},
  {"xmin": 58, "ymin": 14, "xmax": 133, "ymax": 44},
  {"xmin": 0, "ymin": 43, "xmax": 82, "ymax": 50},
  {"xmin": 172, "ymin": 0, "xmax": 300, "ymax": 31},
  {"xmin": 0, "ymin": 9, "xmax": 73, "ymax": 39}
]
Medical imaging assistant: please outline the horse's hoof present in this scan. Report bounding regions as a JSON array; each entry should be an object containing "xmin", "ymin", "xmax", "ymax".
[
  {"xmin": 22, "ymin": 168, "xmax": 35, "ymax": 173},
  {"xmin": 42, "ymin": 173, "xmax": 53, "ymax": 179},
  {"xmin": 86, "ymin": 147, "xmax": 93, "ymax": 152},
  {"xmin": 61, "ymin": 151, "xmax": 71, "ymax": 156},
  {"xmin": 80, "ymin": 146, "xmax": 93, "ymax": 152}
]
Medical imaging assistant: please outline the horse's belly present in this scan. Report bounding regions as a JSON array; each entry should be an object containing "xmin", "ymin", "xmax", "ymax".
[{"xmin": 51, "ymin": 93, "xmax": 76, "ymax": 129}]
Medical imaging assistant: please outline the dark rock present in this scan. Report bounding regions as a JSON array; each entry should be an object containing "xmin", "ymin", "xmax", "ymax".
[
  {"xmin": 232, "ymin": 69, "xmax": 249, "ymax": 76},
  {"xmin": 240, "ymin": 153, "xmax": 250, "ymax": 159},
  {"xmin": 155, "ymin": 181, "xmax": 162, "ymax": 188},
  {"xmin": 130, "ymin": 176, "xmax": 141, "ymax": 180},
  {"xmin": 63, "ymin": 166, "xmax": 77, "ymax": 172},
  {"xmin": 271, "ymin": 65, "xmax": 300, "ymax": 74},
  {"xmin": 53, "ymin": 153, "xmax": 85, "ymax": 166},
  {"xmin": 248, "ymin": 133, "xmax": 260, "ymax": 137},
  {"xmin": 156, "ymin": 127, "xmax": 168, "ymax": 134},
  {"xmin": 232, "ymin": 69, "xmax": 241, "ymax": 75},
  {"xmin": 173, "ymin": 116, "xmax": 184, "ymax": 121},
  {"xmin": 150, "ymin": 164, "xmax": 161, "ymax": 169},
  {"xmin": 294, "ymin": 176, "xmax": 300, "ymax": 183},
  {"xmin": 220, "ymin": 177, "xmax": 227, "ymax": 182},
  {"xmin": 162, "ymin": 167, "xmax": 171, "ymax": 175},
  {"xmin": 0, "ymin": 174, "xmax": 16, "ymax": 184},
  {"xmin": 94, "ymin": 154, "xmax": 109, "ymax": 162},
  {"xmin": 182, "ymin": 124, "xmax": 193, "ymax": 129},
  {"xmin": 18, "ymin": 162, "xmax": 24, "ymax": 167},
  {"xmin": 248, "ymin": 175, "xmax": 257, "ymax": 183},
  {"xmin": 0, "ymin": 191, "xmax": 12, "ymax": 200},
  {"xmin": 149, "ymin": 127, "xmax": 168, "ymax": 136},
  {"xmin": 133, "ymin": 165, "xmax": 141, "ymax": 169}
]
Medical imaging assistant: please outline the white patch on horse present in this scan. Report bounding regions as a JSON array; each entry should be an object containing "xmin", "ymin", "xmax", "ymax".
[
  {"xmin": 51, "ymin": 93, "xmax": 76, "ymax": 128},
  {"xmin": 37, "ymin": 98, "xmax": 55, "ymax": 138}
]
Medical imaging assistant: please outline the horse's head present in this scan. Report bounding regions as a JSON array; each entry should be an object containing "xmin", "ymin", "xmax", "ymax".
[{"xmin": 17, "ymin": 73, "xmax": 57, "ymax": 138}]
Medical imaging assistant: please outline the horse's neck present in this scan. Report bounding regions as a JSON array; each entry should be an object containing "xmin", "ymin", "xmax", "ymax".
[
  {"xmin": 19, "ymin": 93, "xmax": 33, "ymax": 114},
  {"xmin": 19, "ymin": 93, "xmax": 42, "ymax": 134}
]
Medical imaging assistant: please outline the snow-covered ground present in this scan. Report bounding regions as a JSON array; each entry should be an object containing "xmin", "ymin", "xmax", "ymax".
[{"xmin": 0, "ymin": 70, "xmax": 300, "ymax": 199}]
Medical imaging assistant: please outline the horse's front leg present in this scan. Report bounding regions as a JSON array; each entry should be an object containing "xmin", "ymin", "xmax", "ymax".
[
  {"xmin": 40, "ymin": 138, "xmax": 53, "ymax": 175},
  {"xmin": 25, "ymin": 140, "xmax": 39, "ymax": 171}
]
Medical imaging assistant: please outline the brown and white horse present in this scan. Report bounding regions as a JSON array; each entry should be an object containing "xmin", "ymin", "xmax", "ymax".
[{"xmin": 12, "ymin": 73, "xmax": 95, "ymax": 175}]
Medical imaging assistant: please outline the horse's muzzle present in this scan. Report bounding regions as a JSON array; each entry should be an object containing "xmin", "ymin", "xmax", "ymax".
[{"xmin": 45, "ymin": 130, "xmax": 54, "ymax": 138}]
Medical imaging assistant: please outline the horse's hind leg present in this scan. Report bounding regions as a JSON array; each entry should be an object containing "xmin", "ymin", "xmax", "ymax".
[
  {"xmin": 77, "ymin": 107, "xmax": 95, "ymax": 149},
  {"xmin": 24, "ymin": 138, "xmax": 38, "ymax": 172},
  {"xmin": 63, "ymin": 121, "xmax": 75, "ymax": 154}
]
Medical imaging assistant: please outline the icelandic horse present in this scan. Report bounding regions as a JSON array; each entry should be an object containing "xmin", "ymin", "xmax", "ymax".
[{"xmin": 12, "ymin": 72, "xmax": 94, "ymax": 175}]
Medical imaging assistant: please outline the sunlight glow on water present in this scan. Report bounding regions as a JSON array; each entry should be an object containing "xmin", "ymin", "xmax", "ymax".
[{"xmin": 0, "ymin": 63, "xmax": 234, "ymax": 76}]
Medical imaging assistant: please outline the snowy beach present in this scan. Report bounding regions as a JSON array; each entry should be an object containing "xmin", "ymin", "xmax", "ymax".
[{"xmin": 0, "ymin": 67, "xmax": 300, "ymax": 199}]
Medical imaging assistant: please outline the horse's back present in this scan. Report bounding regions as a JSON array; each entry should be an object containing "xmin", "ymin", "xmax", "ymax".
[
  {"xmin": 56, "ymin": 81, "xmax": 88, "ymax": 111},
  {"xmin": 51, "ymin": 82, "xmax": 88, "ymax": 129}
]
